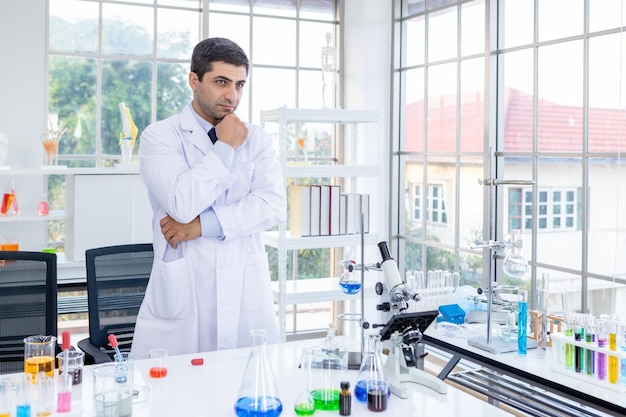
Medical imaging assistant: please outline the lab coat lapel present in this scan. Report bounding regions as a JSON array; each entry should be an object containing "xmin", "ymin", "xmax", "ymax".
[{"xmin": 180, "ymin": 106, "xmax": 212, "ymax": 155}]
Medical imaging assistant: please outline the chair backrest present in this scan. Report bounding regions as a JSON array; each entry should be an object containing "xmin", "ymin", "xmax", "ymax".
[
  {"xmin": 85, "ymin": 243, "xmax": 153, "ymax": 358},
  {"xmin": 0, "ymin": 251, "xmax": 57, "ymax": 374}
]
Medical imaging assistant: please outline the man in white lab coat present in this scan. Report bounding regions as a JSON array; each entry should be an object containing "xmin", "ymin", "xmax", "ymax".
[{"xmin": 132, "ymin": 37, "xmax": 286, "ymax": 359}]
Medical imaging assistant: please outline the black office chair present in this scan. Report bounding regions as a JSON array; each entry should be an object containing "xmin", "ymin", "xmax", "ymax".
[
  {"xmin": 0, "ymin": 251, "xmax": 58, "ymax": 374},
  {"xmin": 77, "ymin": 243, "xmax": 153, "ymax": 364}
]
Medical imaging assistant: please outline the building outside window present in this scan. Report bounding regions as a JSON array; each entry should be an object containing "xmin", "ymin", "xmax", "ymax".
[{"xmin": 392, "ymin": 0, "xmax": 626, "ymax": 316}]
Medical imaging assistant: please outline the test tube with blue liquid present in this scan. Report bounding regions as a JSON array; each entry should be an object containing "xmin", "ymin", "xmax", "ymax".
[
  {"xmin": 620, "ymin": 322, "xmax": 626, "ymax": 385},
  {"xmin": 517, "ymin": 290, "xmax": 528, "ymax": 357}
]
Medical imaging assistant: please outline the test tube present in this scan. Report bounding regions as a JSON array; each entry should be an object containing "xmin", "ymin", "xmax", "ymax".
[
  {"xmin": 584, "ymin": 314, "xmax": 596, "ymax": 376},
  {"xmin": 620, "ymin": 322, "xmax": 626, "ymax": 385},
  {"xmin": 536, "ymin": 273, "xmax": 549, "ymax": 356},
  {"xmin": 597, "ymin": 319, "xmax": 607, "ymax": 381},
  {"xmin": 563, "ymin": 311, "xmax": 575, "ymax": 370},
  {"xmin": 574, "ymin": 313, "xmax": 585, "ymax": 373},
  {"xmin": 517, "ymin": 290, "xmax": 528, "ymax": 357},
  {"xmin": 608, "ymin": 318, "xmax": 619, "ymax": 384}
]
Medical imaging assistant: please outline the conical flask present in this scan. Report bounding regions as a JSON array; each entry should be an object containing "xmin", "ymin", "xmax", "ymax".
[
  {"xmin": 293, "ymin": 349, "xmax": 315, "ymax": 416},
  {"xmin": 234, "ymin": 329, "xmax": 283, "ymax": 417},
  {"xmin": 354, "ymin": 334, "xmax": 389, "ymax": 412},
  {"xmin": 308, "ymin": 325, "xmax": 348, "ymax": 411}
]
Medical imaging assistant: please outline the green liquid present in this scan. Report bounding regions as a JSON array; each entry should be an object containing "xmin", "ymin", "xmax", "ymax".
[
  {"xmin": 310, "ymin": 389, "xmax": 340, "ymax": 410},
  {"xmin": 294, "ymin": 402, "xmax": 316, "ymax": 415}
]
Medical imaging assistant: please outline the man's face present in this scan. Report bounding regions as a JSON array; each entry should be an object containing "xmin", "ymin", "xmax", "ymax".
[{"xmin": 189, "ymin": 61, "xmax": 247, "ymax": 126}]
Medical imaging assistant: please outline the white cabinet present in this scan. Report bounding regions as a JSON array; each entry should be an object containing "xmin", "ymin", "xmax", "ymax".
[
  {"xmin": 260, "ymin": 107, "xmax": 385, "ymax": 340},
  {"xmin": 0, "ymin": 166, "xmax": 152, "ymax": 281}
]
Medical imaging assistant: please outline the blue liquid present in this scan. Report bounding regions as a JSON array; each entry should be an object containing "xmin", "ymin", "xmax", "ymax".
[
  {"xmin": 17, "ymin": 404, "xmax": 31, "ymax": 417},
  {"xmin": 354, "ymin": 380, "xmax": 390, "ymax": 403},
  {"xmin": 517, "ymin": 301, "xmax": 527, "ymax": 356},
  {"xmin": 339, "ymin": 281, "xmax": 361, "ymax": 294},
  {"xmin": 234, "ymin": 396, "xmax": 283, "ymax": 417}
]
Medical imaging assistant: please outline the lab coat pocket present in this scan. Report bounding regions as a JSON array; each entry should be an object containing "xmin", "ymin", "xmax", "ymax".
[{"xmin": 146, "ymin": 256, "xmax": 193, "ymax": 320}]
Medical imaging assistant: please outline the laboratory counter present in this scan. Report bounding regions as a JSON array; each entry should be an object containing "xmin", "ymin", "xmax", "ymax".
[
  {"xmin": 3, "ymin": 338, "xmax": 518, "ymax": 417},
  {"xmin": 423, "ymin": 322, "xmax": 625, "ymax": 417}
]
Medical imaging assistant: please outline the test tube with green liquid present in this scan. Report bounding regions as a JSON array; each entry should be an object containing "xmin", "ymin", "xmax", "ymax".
[
  {"xmin": 584, "ymin": 314, "xmax": 595, "ymax": 376},
  {"xmin": 563, "ymin": 311, "xmax": 575, "ymax": 370}
]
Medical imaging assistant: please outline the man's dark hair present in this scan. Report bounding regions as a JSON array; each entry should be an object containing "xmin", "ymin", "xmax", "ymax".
[{"xmin": 191, "ymin": 37, "xmax": 249, "ymax": 81}]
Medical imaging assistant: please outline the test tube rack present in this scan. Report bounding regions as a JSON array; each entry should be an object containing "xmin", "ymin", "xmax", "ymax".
[{"xmin": 550, "ymin": 332, "xmax": 626, "ymax": 392}]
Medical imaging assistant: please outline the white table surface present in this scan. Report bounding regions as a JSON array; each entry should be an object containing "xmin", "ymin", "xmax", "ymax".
[{"xmin": 4, "ymin": 338, "xmax": 517, "ymax": 417}]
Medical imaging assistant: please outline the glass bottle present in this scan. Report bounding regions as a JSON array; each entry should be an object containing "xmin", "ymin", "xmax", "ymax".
[
  {"xmin": 338, "ymin": 261, "xmax": 360, "ymax": 295},
  {"xmin": 234, "ymin": 329, "xmax": 283, "ymax": 417},
  {"xmin": 355, "ymin": 334, "xmax": 389, "ymax": 412},
  {"xmin": 503, "ymin": 229, "xmax": 528, "ymax": 278},
  {"xmin": 293, "ymin": 349, "xmax": 315, "ymax": 416},
  {"xmin": 308, "ymin": 325, "xmax": 348, "ymax": 411},
  {"xmin": 38, "ymin": 194, "xmax": 49, "ymax": 216},
  {"xmin": 339, "ymin": 381, "xmax": 351, "ymax": 416}
]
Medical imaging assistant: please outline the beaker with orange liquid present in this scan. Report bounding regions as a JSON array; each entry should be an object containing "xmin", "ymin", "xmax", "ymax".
[{"xmin": 24, "ymin": 335, "xmax": 57, "ymax": 383}]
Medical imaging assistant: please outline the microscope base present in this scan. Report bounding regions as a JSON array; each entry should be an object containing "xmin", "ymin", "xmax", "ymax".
[{"xmin": 388, "ymin": 369, "xmax": 448, "ymax": 398}]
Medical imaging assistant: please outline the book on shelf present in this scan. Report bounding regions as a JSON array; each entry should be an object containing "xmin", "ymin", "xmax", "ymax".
[
  {"xmin": 339, "ymin": 193, "xmax": 347, "ymax": 235},
  {"xmin": 320, "ymin": 185, "xmax": 331, "ymax": 236},
  {"xmin": 309, "ymin": 185, "xmax": 322, "ymax": 236},
  {"xmin": 329, "ymin": 185, "xmax": 341, "ymax": 236},
  {"xmin": 288, "ymin": 185, "xmax": 311, "ymax": 237},
  {"xmin": 361, "ymin": 193, "xmax": 370, "ymax": 234}
]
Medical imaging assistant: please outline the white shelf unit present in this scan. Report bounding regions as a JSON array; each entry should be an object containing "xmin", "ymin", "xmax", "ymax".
[
  {"xmin": 0, "ymin": 165, "xmax": 151, "ymax": 282},
  {"xmin": 260, "ymin": 106, "xmax": 384, "ymax": 341}
]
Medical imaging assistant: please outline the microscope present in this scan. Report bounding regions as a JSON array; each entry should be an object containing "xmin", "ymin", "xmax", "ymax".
[{"xmin": 370, "ymin": 241, "xmax": 447, "ymax": 397}]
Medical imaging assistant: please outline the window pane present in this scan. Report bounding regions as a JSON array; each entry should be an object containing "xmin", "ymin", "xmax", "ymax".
[
  {"xmin": 209, "ymin": 0, "xmax": 250, "ymax": 13},
  {"xmin": 403, "ymin": 240, "xmax": 423, "ymax": 272},
  {"xmin": 208, "ymin": 13, "xmax": 251, "ymax": 54},
  {"xmin": 501, "ymin": 49, "xmax": 533, "ymax": 152},
  {"xmin": 157, "ymin": 8, "xmax": 201, "ymax": 59},
  {"xmin": 426, "ymin": 158, "xmax": 455, "ymax": 245},
  {"xmin": 300, "ymin": 0, "xmax": 335, "ymax": 21},
  {"xmin": 426, "ymin": 247, "xmax": 454, "ymax": 273},
  {"xmin": 253, "ymin": 0, "xmax": 296, "ymax": 17},
  {"xmin": 49, "ymin": 0, "xmax": 98, "ymax": 53},
  {"xmin": 538, "ymin": 0, "xmax": 583, "ymax": 42},
  {"xmin": 460, "ymin": 0, "xmax": 484, "ymax": 57},
  {"xmin": 101, "ymin": 59, "xmax": 152, "ymax": 154},
  {"xmin": 49, "ymin": 56, "xmax": 97, "ymax": 156},
  {"xmin": 537, "ymin": 41, "xmax": 583, "ymax": 152},
  {"xmin": 588, "ymin": 157, "xmax": 626, "ymax": 277},
  {"xmin": 589, "ymin": 0, "xmax": 626, "ymax": 33},
  {"xmin": 405, "ymin": 16, "xmax": 425, "ymax": 67},
  {"xmin": 588, "ymin": 279, "xmax": 626, "ymax": 317},
  {"xmin": 403, "ymin": 68, "xmax": 425, "ymax": 152},
  {"xmin": 156, "ymin": 62, "xmax": 192, "ymax": 120},
  {"xmin": 460, "ymin": 155, "xmax": 484, "ymax": 249},
  {"xmin": 460, "ymin": 57, "xmax": 484, "ymax": 152},
  {"xmin": 253, "ymin": 17, "xmax": 297, "ymax": 66},
  {"xmin": 427, "ymin": 62, "xmax": 456, "ymax": 152},
  {"xmin": 298, "ymin": 70, "xmax": 324, "ymax": 108},
  {"xmin": 158, "ymin": 0, "xmax": 201, "ymax": 7},
  {"xmin": 403, "ymin": 155, "xmax": 424, "ymax": 238},
  {"xmin": 588, "ymin": 33, "xmax": 626, "ymax": 152},
  {"xmin": 428, "ymin": 7, "xmax": 457, "ymax": 62},
  {"xmin": 251, "ymin": 68, "xmax": 296, "ymax": 123},
  {"xmin": 300, "ymin": 22, "xmax": 336, "ymax": 69},
  {"xmin": 498, "ymin": 0, "xmax": 533, "ymax": 48},
  {"xmin": 102, "ymin": 3, "xmax": 154, "ymax": 56}
]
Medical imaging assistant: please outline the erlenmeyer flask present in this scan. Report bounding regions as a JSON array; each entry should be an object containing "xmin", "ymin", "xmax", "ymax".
[
  {"xmin": 293, "ymin": 349, "xmax": 315, "ymax": 416},
  {"xmin": 308, "ymin": 325, "xmax": 348, "ymax": 411},
  {"xmin": 234, "ymin": 329, "xmax": 283, "ymax": 417},
  {"xmin": 355, "ymin": 334, "xmax": 389, "ymax": 412}
]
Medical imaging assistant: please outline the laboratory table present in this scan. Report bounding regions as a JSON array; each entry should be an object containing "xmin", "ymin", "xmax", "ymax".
[
  {"xmin": 423, "ymin": 322, "xmax": 626, "ymax": 417},
  {"xmin": 2, "ymin": 338, "xmax": 517, "ymax": 417}
]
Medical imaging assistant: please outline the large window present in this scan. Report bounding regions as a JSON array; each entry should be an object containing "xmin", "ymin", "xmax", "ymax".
[{"xmin": 393, "ymin": 0, "xmax": 626, "ymax": 316}]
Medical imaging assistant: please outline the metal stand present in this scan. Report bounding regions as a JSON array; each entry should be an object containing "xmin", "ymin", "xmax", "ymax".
[{"xmin": 467, "ymin": 146, "xmax": 535, "ymax": 354}]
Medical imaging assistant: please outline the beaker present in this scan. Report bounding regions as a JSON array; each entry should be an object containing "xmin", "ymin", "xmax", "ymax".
[
  {"xmin": 355, "ymin": 334, "xmax": 389, "ymax": 412},
  {"xmin": 24, "ymin": 335, "xmax": 56, "ymax": 383},
  {"xmin": 308, "ymin": 326, "xmax": 348, "ymax": 411},
  {"xmin": 234, "ymin": 329, "xmax": 283, "ymax": 417}
]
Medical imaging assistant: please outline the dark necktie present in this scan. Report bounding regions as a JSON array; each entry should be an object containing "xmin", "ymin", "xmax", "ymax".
[{"xmin": 208, "ymin": 127, "xmax": 218, "ymax": 144}]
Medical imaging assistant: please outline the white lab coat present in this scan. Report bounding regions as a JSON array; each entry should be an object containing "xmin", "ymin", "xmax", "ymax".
[{"xmin": 131, "ymin": 105, "xmax": 286, "ymax": 359}]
